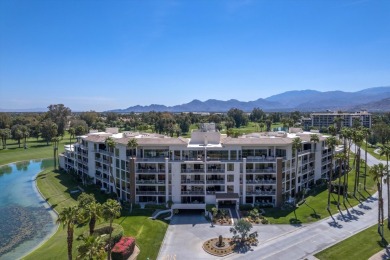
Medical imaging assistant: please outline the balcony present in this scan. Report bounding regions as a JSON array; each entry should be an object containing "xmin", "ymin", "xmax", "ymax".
[
  {"xmin": 136, "ymin": 169, "xmax": 165, "ymax": 173},
  {"xmin": 137, "ymin": 191, "xmax": 166, "ymax": 195},
  {"xmin": 246, "ymin": 190, "xmax": 276, "ymax": 196},
  {"xmin": 136, "ymin": 179, "xmax": 165, "ymax": 184},
  {"xmin": 245, "ymin": 168, "xmax": 276, "ymax": 173},
  {"xmin": 206, "ymin": 180, "xmax": 225, "ymax": 184},
  {"xmin": 206, "ymin": 168, "xmax": 225, "ymax": 173},
  {"xmin": 245, "ymin": 179, "xmax": 276, "ymax": 185},
  {"xmin": 245, "ymin": 156, "xmax": 276, "ymax": 162},
  {"xmin": 181, "ymin": 180, "xmax": 205, "ymax": 184},
  {"xmin": 181, "ymin": 169, "xmax": 205, "ymax": 173},
  {"xmin": 181, "ymin": 191, "xmax": 205, "ymax": 195}
]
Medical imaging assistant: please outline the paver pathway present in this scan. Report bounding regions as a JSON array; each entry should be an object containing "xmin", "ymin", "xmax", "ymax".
[{"xmin": 158, "ymin": 146, "xmax": 388, "ymax": 260}]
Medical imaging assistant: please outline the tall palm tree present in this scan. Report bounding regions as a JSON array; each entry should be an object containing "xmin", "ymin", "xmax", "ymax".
[
  {"xmin": 379, "ymin": 144, "xmax": 390, "ymax": 229},
  {"xmin": 102, "ymin": 199, "xmax": 122, "ymax": 260},
  {"xmin": 52, "ymin": 136, "xmax": 60, "ymax": 170},
  {"xmin": 127, "ymin": 138, "xmax": 138, "ymax": 158},
  {"xmin": 77, "ymin": 235, "xmax": 106, "ymax": 260},
  {"xmin": 105, "ymin": 137, "xmax": 119, "ymax": 199},
  {"xmin": 57, "ymin": 206, "xmax": 80, "ymax": 260},
  {"xmin": 83, "ymin": 201, "xmax": 103, "ymax": 235},
  {"xmin": 335, "ymin": 153, "xmax": 346, "ymax": 209},
  {"xmin": 292, "ymin": 137, "xmax": 302, "ymax": 198},
  {"xmin": 362, "ymin": 127, "xmax": 371, "ymax": 190},
  {"xmin": 352, "ymin": 129, "xmax": 364, "ymax": 196},
  {"xmin": 21, "ymin": 125, "xmax": 29, "ymax": 149},
  {"xmin": 326, "ymin": 136, "xmax": 338, "ymax": 211},
  {"xmin": 310, "ymin": 134, "xmax": 320, "ymax": 152},
  {"xmin": 68, "ymin": 127, "xmax": 75, "ymax": 150},
  {"xmin": 370, "ymin": 163, "xmax": 386, "ymax": 241}
]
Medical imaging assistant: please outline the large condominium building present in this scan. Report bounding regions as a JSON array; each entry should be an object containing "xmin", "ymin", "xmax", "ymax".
[
  {"xmin": 302, "ymin": 110, "xmax": 372, "ymax": 130},
  {"xmin": 60, "ymin": 124, "xmax": 338, "ymax": 211}
]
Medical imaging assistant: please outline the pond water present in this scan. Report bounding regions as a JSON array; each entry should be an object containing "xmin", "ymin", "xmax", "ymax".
[{"xmin": 0, "ymin": 160, "xmax": 57, "ymax": 260}]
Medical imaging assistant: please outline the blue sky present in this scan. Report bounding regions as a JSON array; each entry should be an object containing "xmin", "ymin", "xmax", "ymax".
[{"xmin": 1, "ymin": 0, "xmax": 389, "ymax": 111}]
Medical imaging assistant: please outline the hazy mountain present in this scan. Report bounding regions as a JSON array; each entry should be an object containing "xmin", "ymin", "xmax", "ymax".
[
  {"xmin": 351, "ymin": 97, "xmax": 390, "ymax": 111},
  {"xmin": 109, "ymin": 86, "xmax": 390, "ymax": 112}
]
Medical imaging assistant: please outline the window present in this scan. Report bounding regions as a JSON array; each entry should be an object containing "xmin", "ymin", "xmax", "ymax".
[
  {"xmin": 230, "ymin": 150, "xmax": 237, "ymax": 160},
  {"xmin": 227, "ymin": 175, "xmax": 234, "ymax": 182},
  {"xmin": 227, "ymin": 163, "xmax": 234, "ymax": 171},
  {"xmin": 227, "ymin": 185, "xmax": 234, "ymax": 193},
  {"xmin": 115, "ymin": 148, "xmax": 119, "ymax": 157}
]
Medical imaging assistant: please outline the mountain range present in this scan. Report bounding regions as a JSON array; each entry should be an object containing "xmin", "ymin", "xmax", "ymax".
[{"xmin": 110, "ymin": 86, "xmax": 390, "ymax": 113}]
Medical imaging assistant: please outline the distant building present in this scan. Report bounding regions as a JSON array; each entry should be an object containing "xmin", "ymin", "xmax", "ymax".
[
  {"xmin": 302, "ymin": 111, "xmax": 371, "ymax": 131},
  {"xmin": 59, "ymin": 124, "xmax": 341, "ymax": 210}
]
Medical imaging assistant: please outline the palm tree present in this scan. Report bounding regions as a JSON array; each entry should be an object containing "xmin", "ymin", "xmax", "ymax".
[
  {"xmin": 105, "ymin": 137, "xmax": 119, "ymax": 199},
  {"xmin": 310, "ymin": 134, "xmax": 320, "ymax": 152},
  {"xmin": 352, "ymin": 129, "xmax": 364, "ymax": 196},
  {"xmin": 326, "ymin": 136, "xmax": 338, "ymax": 211},
  {"xmin": 292, "ymin": 137, "xmax": 302, "ymax": 198},
  {"xmin": 77, "ymin": 235, "xmax": 106, "ymax": 260},
  {"xmin": 52, "ymin": 136, "xmax": 60, "ymax": 170},
  {"xmin": 379, "ymin": 144, "xmax": 390, "ymax": 229},
  {"xmin": 362, "ymin": 127, "xmax": 371, "ymax": 190},
  {"xmin": 21, "ymin": 125, "xmax": 29, "ymax": 149},
  {"xmin": 102, "ymin": 199, "xmax": 122, "ymax": 260},
  {"xmin": 370, "ymin": 163, "xmax": 387, "ymax": 242},
  {"xmin": 83, "ymin": 201, "xmax": 103, "ymax": 235},
  {"xmin": 68, "ymin": 127, "xmax": 75, "ymax": 150},
  {"xmin": 57, "ymin": 206, "xmax": 80, "ymax": 260},
  {"xmin": 335, "ymin": 153, "xmax": 346, "ymax": 209},
  {"xmin": 127, "ymin": 138, "xmax": 138, "ymax": 158},
  {"xmin": 0, "ymin": 128, "xmax": 11, "ymax": 149}
]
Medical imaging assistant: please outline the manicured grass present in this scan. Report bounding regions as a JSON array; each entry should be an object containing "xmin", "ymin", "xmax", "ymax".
[
  {"xmin": 315, "ymin": 223, "xmax": 390, "ymax": 260},
  {"xmin": 264, "ymin": 160, "xmax": 376, "ymax": 224},
  {"xmin": 219, "ymin": 122, "xmax": 283, "ymax": 135},
  {"xmin": 364, "ymin": 142, "xmax": 387, "ymax": 161},
  {"xmin": 25, "ymin": 168, "xmax": 168, "ymax": 260},
  {"xmin": 0, "ymin": 134, "xmax": 72, "ymax": 166}
]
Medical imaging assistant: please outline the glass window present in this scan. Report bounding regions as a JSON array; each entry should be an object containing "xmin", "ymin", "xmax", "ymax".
[
  {"xmin": 227, "ymin": 163, "xmax": 234, "ymax": 171},
  {"xmin": 227, "ymin": 175, "xmax": 234, "ymax": 182},
  {"xmin": 230, "ymin": 150, "xmax": 237, "ymax": 160}
]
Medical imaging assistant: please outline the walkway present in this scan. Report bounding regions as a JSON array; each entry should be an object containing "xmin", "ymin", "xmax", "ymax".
[{"xmin": 158, "ymin": 146, "xmax": 388, "ymax": 260}]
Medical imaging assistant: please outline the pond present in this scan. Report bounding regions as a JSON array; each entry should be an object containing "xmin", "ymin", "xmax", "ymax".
[{"xmin": 0, "ymin": 160, "xmax": 57, "ymax": 260}]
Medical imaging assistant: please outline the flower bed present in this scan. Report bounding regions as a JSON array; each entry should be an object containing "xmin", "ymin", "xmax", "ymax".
[{"xmin": 111, "ymin": 237, "xmax": 136, "ymax": 260}]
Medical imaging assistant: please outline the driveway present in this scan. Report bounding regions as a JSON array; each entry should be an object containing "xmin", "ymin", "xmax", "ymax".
[{"xmin": 158, "ymin": 146, "xmax": 387, "ymax": 260}]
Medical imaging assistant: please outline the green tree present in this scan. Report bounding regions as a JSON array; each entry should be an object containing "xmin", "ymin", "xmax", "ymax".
[
  {"xmin": 292, "ymin": 137, "xmax": 302, "ymax": 198},
  {"xmin": 57, "ymin": 206, "xmax": 80, "ymax": 260},
  {"xmin": 11, "ymin": 124, "xmax": 24, "ymax": 148},
  {"xmin": 379, "ymin": 145, "xmax": 390, "ymax": 229},
  {"xmin": 105, "ymin": 137, "xmax": 119, "ymax": 198},
  {"xmin": 229, "ymin": 219, "xmax": 257, "ymax": 243},
  {"xmin": 102, "ymin": 199, "xmax": 121, "ymax": 260},
  {"xmin": 21, "ymin": 125, "xmax": 30, "ymax": 149},
  {"xmin": 68, "ymin": 127, "xmax": 75, "ymax": 148},
  {"xmin": 52, "ymin": 137, "xmax": 60, "ymax": 169},
  {"xmin": 77, "ymin": 193, "xmax": 102, "ymax": 235},
  {"xmin": 77, "ymin": 235, "xmax": 106, "ymax": 260},
  {"xmin": 46, "ymin": 104, "xmax": 71, "ymax": 136},
  {"xmin": 370, "ymin": 163, "xmax": 387, "ymax": 242},
  {"xmin": 227, "ymin": 108, "xmax": 248, "ymax": 128},
  {"xmin": 41, "ymin": 120, "xmax": 58, "ymax": 145},
  {"xmin": 0, "ymin": 113, "xmax": 11, "ymax": 128},
  {"xmin": 127, "ymin": 138, "xmax": 138, "ymax": 158},
  {"xmin": 79, "ymin": 111, "xmax": 98, "ymax": 127},
  {"xmin": 310, "ymin": 134, "xmax": 320, "ymax": 152},
  {"xmin": 249, "ymin": 108, "xmax": 265, "ymax": 122},
  {"xmin": 0, "ymin": 128, "xmax": 11, "ymax": 149},
  {"xmin": 326, "ymin": 136, "xmax": 338, "ymax": 211}
]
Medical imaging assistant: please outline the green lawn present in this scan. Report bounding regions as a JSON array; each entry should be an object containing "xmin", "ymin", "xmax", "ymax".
[
  {"xmin": 0, "ymin": 134, "xmax": 72, "ymax": 166},
  {"xmin": 315, "ymin": 223, "xmax": 390, "ymax": 260},
  {"xmin": 364, "ymin": 142, "xmax": 388, "ymax": 161},
  {"xmin": 25, "ymin": 168, "xmax": 168, "ymax": 260},
  {"xmin": 264, "ymin": 160, "xmax": 376, "ymax": 224}
]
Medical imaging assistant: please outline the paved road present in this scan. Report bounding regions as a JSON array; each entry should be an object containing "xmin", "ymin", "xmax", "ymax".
[{"xmin": 158, "ymin": 146, "xmax": 388, "ymax": 260}]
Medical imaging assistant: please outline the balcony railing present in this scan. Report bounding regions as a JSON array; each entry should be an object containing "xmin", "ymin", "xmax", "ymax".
[
  {"xmin": 206, "ymin": 169, "xmax": 225, "ymax": 173},
  {"xmin": 246, "ymin": 190, "xmax": 276, "ymax": 196},
  {"xmin": 137, "ymin": 191, "xmax": 166, "ymax": 195},
  {"xmin": 245, "ymin": 168, "xmax": 276, "ymax": 173},
  {"xmin": 181, "ymin": 180, "xmax": 205, "ymax": 184},
  {"xmin": 181, "ymin": 191, "xmax": 205, "ymax": 195},
  {"xmin": 181, "ymin": 169, "xmax": 205, "ymax": 173},
  {"xmin": 245, "ymin": 179, "xmax": 276, "ymax": 185},
  {"xmin": 206, "ymin": 180, "xmax": 225, "ymax": 184},
  {"xmin": 136, "ymin": 169, "xmax": 165, "ymax": 173},
  {"xmin": 136, "ymin": 179, "xmax": 165, "ymax": 184}
]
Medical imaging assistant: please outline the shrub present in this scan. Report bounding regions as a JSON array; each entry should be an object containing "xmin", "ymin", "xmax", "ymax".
[
  {"xmin": 84, "ymin": 223, "xmax": 124, "ymax": 246},
  {"xmin": 239, "ymin": 204, "xmax": 254, "ymax": 211},
  {"xmin": 111, "ymin": 237, "xmax": 136, "ymax": 260},
  {"xmin": 206, "ymin": 204, "xmax": 216, "ymax": 212}
]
